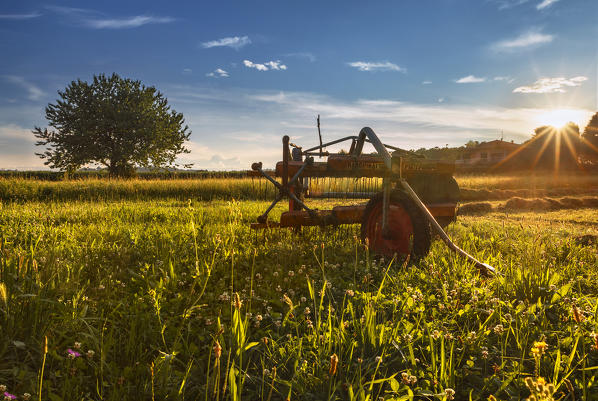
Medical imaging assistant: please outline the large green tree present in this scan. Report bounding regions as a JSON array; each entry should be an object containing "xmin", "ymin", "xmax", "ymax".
[
  {"xmin": 581, "ymin": 111, "xmax": 598, "ymax": 160},
  {"xmin": 33, "ymin": 73, "xmax": 191, "ymax": 177}
]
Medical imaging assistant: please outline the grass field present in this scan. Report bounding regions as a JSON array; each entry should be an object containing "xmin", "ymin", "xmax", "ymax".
[{"xmin": 1, "ymin": 175, "xmax": 598, "ymax": 400}]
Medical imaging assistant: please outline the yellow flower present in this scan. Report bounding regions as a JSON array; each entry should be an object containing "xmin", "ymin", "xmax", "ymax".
[{"xmin": 531, "ymin": 341, "xmax": 548, "ymax": 357}]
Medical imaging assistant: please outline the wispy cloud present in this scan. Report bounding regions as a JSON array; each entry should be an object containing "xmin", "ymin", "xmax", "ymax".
[
  {"xmin": 492, "ymin": 0, "xmax": 529, "ymax": 10},
  {"xmin": 455, "ymin": 75, "xmax": 486, "ymax": 83},
  {"xmin": 492, "ymin": 29, "xmax": 554, "ymax": 52},
  {"xmin": 243, "ymin": 60, "xmax": 287, "ymax": 71},
  {"xmin": 422, "ymin": 81, "xmax": 432, "ymax": 85},
  {"xmin": 46, "ymin": 6, "xmax": 174, "ymax": 29},
  {"xmin": 201, "ymin": 36, "xmax": 251, "ymax": 50},
  {"xmin": 537, "ymin": 0, "xmax": 559, "ymax": 9},
  {"xmin": 3, "ymin": 76, "xmax": 45, "ymax": 100},
  {"xmin": 206, "ymin": 68, "xmax": 229, "ymax": 78},
  {"xmin": 347, "ymin": 61, "xmax": 406, "ymax": 72},
  {"xmin": 494, "ymin": 76, "xmax": 515, "ymax": 83},
  {"xmin": 0, "ymin": 12, "xmax": 42, "ymax": 19},
  {"xmin": 182, "ymin": 68, "xmax": 192, "ymax": 74},
  {"xmin": 86, "ymin": 16, "xmax": 174, "ymax": 29},
  {"xmin": 284, "ymin": 52, "xmax": 316, "ymax": 62},
  {"xmin": 513, "ymin": 76, "xmax": 588, "ymax": 93}
]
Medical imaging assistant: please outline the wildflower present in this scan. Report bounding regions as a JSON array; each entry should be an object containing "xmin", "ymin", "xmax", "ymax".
[
  {"xmin": 3, "ymin": 392, "xmax": 16, "ymax": 400},
  {"xmin": 86, "ymin": 350, "xmax": 95, "ymax": 359},
  {"xmin": 444, "ymin": 388, "xmax": 456, "ymax": 400},
  {"xmin": 466, "ymin": 331, "xmax": 477, "ymax": 342},
  {"xmin": 282, "ymin": 294, "xmax": 292, "ymax": 306},
  {"xmin": 22, "ymin": 394, "xmax": 31, "ymax": 401},
  {"xmin": 67, "ymin": 348, "xmax": 81, "ymax": 359},
  {"xmin": 531, "ymin": 341, "xmax": 548, "ymax": 358},
  {"xmin": 233, "ymin": 293, "xmax": 243, "ymax": 310},
  {"xmin": 375, "ymin": 355, "xmax": 382, "ymax": 363},
  {"xmin": 329, "ymin": 354, "xmax": 339, "ymax": 375},
  {"xmin": 0, "ymin": 387, "xmax": 5, "ymax": 393},
  {"xmin": 98, "ymin": 284, "xmax": 105, "ymax": 290},
  {"xmin": 255, "ymin": 314, "xmax": 263, "ymax": 321},
  {"xmin": 263, "ymin": 369, "xmax": 270, "ymax": 376},
  {"xmin": 306, "ymin": 319, "xmax": 313, "ymax": 329},
  {"xmin": 590, "ymin": 332, "xmax": 598, "ymax": 351},
  {"xmin": 74, "ymin": 342, "xmax": 82, "ymax": 350},
  {"xmin": 432, "ymin": 330, "xmax": 441, "ymax": 340},
  {"xmin": 273, "ymin": 271, "xmax": 279, "ymax": 277},
  {"xmin": 300, "ymin": 296, "xmax": 307, "ymax": 303},
  {"xmin": 444, "ymin": 332, "xmax": 454, "ymax": 340},
  {"xmin": 255, "ymin": 273, "xmax": 262, "ymax": 280},
  {"xmin": 504, "ymin": 313, "xmax": 512, "ymax": 321},
  {"xmin": 357, "ymin": 358, "xmax": 363, "ymax": 364},
  {"xmin": 549, "ymin": 284, "xmax": 556, "ymax": 291},
  {"xmin": 213, "ymin": 341, "xmax": 222, "ymax": 359},
  {"xmin": 345, "ymin": 289, "xmax": 355, "ymax": 297},
  {"xmin": 493, "ymin": 324, "xmax": 504, "ymax": 335},
  {"xmin": 572, "ymin": 305, "xmax": 584, "ymax": 323},
  {"xmin": 304, "ymin": 307, "xmax": 311, "ymax": 315},
  {"xmin": 288, "ymin": 270, "xmax": 295, "ymax": 277},
  {"xmin": 482, "ymin": 350, "xmax": 489, "ymax": 359},
  {"xmin": 275, "ymin": 320, "xmax": 281, "ymax": 327}
]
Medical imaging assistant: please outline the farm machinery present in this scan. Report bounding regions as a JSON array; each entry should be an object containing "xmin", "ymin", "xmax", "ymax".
[{"xmin": 248, "ymin": 125, "xmax": 496, "ymax": 276}]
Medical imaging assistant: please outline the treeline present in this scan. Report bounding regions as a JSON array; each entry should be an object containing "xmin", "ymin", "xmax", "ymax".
[{"xmin": 0, "ymin": 170, "xmax": 249, "ymax": 181}]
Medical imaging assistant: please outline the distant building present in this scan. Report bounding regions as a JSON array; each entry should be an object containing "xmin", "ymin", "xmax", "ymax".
[{"xmin": 455, "ymin": 140, "xmax": 520, "ymax": 168}]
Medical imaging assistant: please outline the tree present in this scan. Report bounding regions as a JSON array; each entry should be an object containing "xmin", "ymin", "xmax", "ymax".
[
  {"xmin": 581, "ymin": 111, "xmax": 598, "ymax": 160},
  {"xmin": 33, "ymin": 73, "xmax": 191, "ymax": 177}
]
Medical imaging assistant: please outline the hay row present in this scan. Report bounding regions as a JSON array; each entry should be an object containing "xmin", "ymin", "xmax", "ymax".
[{"xmin": 458, "ymin": 196, "xmax": 598, "ymax": 215}]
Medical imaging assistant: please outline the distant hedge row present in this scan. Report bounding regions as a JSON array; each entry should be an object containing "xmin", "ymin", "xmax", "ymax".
[{"xmin": 0, "ymin": 170, "xmax": 249, "ymax": 181}]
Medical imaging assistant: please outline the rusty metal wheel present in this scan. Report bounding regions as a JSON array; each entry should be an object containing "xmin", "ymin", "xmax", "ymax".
[{"xmin": 361, "ymin": 191, "xmax": 431, "ymax": 259}]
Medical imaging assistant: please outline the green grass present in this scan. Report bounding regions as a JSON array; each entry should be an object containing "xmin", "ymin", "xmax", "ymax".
[{"xmin": 1, "ymin": 184, "xmax": 598, "ymax": 400}]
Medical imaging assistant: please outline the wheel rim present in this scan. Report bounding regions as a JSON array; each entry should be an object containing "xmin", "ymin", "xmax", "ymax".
[{"xmin": 364, "ymin": 201, "xmax": 414, "ymax": 257}]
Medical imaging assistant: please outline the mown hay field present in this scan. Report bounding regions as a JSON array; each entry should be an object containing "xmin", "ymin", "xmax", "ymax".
[{"xmin": 1, "ymin": 174, "xmax": 598, "ymax": 400}]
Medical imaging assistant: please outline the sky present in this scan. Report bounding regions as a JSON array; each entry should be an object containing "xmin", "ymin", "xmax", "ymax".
[{"xmin": 0, "ymin": 0, "xmax": 596, "ymax": 170}]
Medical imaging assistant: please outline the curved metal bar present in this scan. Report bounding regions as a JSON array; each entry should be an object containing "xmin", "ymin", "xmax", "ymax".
[{"xmin": 359, "ymin": 127, "xmax": 391, "ymax": 169}]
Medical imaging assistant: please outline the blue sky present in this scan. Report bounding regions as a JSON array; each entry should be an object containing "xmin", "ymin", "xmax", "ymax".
[{"xmin": 0, "ymin": 0, "xmax": 596, "ymax": 169}]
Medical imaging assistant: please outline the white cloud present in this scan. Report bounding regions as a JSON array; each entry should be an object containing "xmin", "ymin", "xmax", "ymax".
[
  {"xmin": 284, "ymin": 52, "xmax": 316, "ymax": 62},
  {"xmin": 492, "ymin": 0, "xmax": 529, "ymax": 10},
  {"xmin": 46, "ymin": 6, "xmax": 174, "ymax": 29},
  {"xmin": 183, "ymin": 68, "xmax": 192, "ymax": 74},
  {"xmin": 494, "ymin": 76, "xmax": 515, "ymax": 83},
  {"xmin": 86, "ymin": 15, "xmax": 174, "ymax": 29},
  {"xmin": 513, "ymin": 76, "xmax": 588, "ymax": 93},
  {"xmin": 455, "ymin": 75, "xmax": 486, "ymax": 83},
  {"xmin": 492, "ymin": 29, "xmax": 554, "ymax": 51},
  {"xmin": 3, "ymin": 76, "xmax": 45, "ymax": 100},
  {"xmin": 201, "ymin": 36, "xmax": 251, "ymax": 50},
  {"xmin": 347, "ymin": 61, "xmax": 405, "ymax": 72},
  {"xmin": 243, "ymin": 60, "xmax": 287, "ymax": 71},
  {"xmin": 422, "ymin": 81, "xmax": 432, "ymax": 85},
  {"xmin": 0, "ymin": 12, "xmax": 42, "ymax": 19},
  {"xmin": 206, "ymin": 68, "xmax": 229, "ymax": 78},
  {"xmin": 537, "ymin": 0, "xmax": 559, "ymax": 9}
]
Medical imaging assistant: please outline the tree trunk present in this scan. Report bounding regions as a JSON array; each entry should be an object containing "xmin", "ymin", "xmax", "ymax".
[{"xmin": 108, "ymin": 160, "xmax": 136, "ymax": 178}]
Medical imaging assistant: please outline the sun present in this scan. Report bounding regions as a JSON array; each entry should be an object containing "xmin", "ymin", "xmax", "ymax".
[{"xmin": 535, "ymin": 108, "xmax": 589, "ymax": 129}]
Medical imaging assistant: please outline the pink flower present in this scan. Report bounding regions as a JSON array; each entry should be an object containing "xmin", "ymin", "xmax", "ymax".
[
  {"xmin": 67, "ymin": 348, "xmax": 81, "ymax": 358},
  {"xmin": 4, "ymin": 392, "xmax": 17, "ymax": 400}
]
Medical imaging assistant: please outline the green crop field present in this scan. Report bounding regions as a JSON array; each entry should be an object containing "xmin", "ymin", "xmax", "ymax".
[{"xmin": 1, "ymin": 175, "xmax": 598, "ymax": 400}]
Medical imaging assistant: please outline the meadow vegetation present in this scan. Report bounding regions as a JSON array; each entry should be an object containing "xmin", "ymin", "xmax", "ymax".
[{"xmin": 0, "ymin": 174, "xmax": 597, "ymax": 400}]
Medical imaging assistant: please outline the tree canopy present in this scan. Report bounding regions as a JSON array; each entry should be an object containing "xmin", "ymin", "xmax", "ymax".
[
  {"xmin": 33, "ymin": 73, "xmax": 191, "ymax": 177},
  {"xmin": 581, "ymin": 111, "xmax": 598, "ymax": 159}
]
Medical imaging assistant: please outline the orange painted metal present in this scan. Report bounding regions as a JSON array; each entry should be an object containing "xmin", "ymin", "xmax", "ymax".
[{"xmin": 254, "ymin": 202, "xmax": 456, "ymax": 229}]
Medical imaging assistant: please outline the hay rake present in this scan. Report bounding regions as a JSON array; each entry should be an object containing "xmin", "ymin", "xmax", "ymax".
[{"xmin": 248, "ymin": 126, "xmax": 496, "ymax": 276}]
